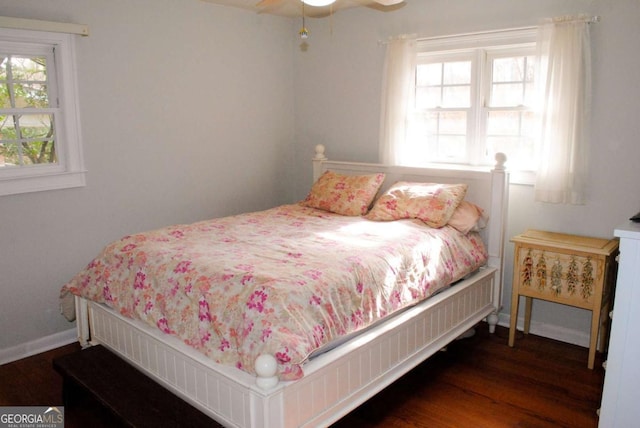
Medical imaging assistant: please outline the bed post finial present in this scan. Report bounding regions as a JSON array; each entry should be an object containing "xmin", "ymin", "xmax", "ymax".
[
  {"xmin": 494, "ymin": 152, "xmax": 507, "ymax": 171},
  {"xmin": 313, "ymin": 145, "xmax": 328, "ymax": 183},
  {"xmin": 314, "ymin": 144, "xmax": 327, "ymax": 161},
  {"xmin": 255, "ymin": 354, "xmax": 279, "ymax": 390}
]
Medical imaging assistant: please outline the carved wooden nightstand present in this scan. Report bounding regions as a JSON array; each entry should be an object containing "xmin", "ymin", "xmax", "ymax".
[{"xmin": 508, "ymin": 229, "xmax": 618, "ymax": 369}]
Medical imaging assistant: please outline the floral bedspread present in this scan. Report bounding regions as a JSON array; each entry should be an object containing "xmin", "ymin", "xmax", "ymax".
[{"xmin": 62, "ymin": 204, "xmax": 487, "ymax": 380}]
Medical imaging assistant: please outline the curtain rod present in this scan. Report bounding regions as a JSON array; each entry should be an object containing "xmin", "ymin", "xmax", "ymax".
[
  {"xmin": 546, "ymin": 14, "xmax": 600, "ymax": 24},
  {"xmin": 378, "ymin": 14, "xmax": 600, "ymax": 45},
  {"xmin": 0, "ymin": 16, "xmax": 89, "ymax": 36}
]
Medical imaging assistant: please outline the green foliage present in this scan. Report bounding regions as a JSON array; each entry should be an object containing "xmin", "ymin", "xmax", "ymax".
[{"xmin": 0, "ymin": 55, "xmax": 56, "ymax": 166}]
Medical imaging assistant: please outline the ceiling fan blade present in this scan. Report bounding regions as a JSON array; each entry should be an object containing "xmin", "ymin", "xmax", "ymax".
[
  {"xmin": 363, "ymin": 0, "xmax": 405, "ymax": 12},
  {"xmin": 255, "ymin": 0, "xmax": 285, "ymax": 8},
  {"xmin": 372, "ymin": 0, "xmax": 404, "ymax": 5},
  {"xmin": 350, "ymin": 0, "xmax": 406, "ymax": 12}
]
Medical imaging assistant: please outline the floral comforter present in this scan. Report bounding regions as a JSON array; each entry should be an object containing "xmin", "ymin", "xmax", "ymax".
[{"xmin": 62, "ymin": 204, "xmax": 487, "ymax": 380}]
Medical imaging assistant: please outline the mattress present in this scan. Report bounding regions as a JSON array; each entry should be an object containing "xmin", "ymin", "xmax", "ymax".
[{"xmin": 61, "ymin": 203, "xmax": 487, "ymax": 380}]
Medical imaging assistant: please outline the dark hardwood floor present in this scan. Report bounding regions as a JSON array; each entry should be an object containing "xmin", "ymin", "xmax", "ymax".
[{"xmin": 0, "ymin": 324, "xmax": 604, "ymax": 427}]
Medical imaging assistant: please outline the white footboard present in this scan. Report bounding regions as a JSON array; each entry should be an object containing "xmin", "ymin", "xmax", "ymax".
[{"xmin": 81, "ymin": 266, "xmax": 496, "ymax": 428}]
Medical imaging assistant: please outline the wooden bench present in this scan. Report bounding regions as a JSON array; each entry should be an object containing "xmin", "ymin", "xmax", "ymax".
[{"xmin": 53, "ymin": 345, "xmax": 219, "ymax": 427}]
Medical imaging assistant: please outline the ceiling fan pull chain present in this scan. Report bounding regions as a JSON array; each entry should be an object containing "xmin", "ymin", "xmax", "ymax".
[{"xmin": 299, "ymin": 1, "xmax": 309, "ymax": 39}]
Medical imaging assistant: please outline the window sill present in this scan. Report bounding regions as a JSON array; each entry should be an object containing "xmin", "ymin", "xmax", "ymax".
[
  {"xmin": 0, "ymin": 170, "xmax": 86, "ymax": 196},
  {"xmin": 422, "ymin": 162, "xmax": 536, "ymax": 186}
]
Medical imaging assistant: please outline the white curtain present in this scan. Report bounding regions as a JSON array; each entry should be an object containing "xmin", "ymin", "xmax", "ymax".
[
  {"xmin": 534, "ymin": 16, "xmax": 592, "ymax": 204},
  {"xmin": 379, "ymin": 35, "xmax": 416, "ymax": 165}
]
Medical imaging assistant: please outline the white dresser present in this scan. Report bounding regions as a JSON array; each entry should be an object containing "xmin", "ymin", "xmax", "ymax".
[{"xmin": 598, "ymin": 221, "xmax": 640, "ymax": 427}]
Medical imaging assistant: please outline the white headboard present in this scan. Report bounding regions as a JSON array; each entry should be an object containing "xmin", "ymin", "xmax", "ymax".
[{"xmin": 311, "ymin": 144, "xmax": 510, "ymax": 310}]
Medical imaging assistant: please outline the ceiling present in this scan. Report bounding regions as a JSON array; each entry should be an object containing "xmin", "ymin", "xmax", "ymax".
[{"xmin": 200, "ymin": 0, "xmax": 405, "ymax": 18}]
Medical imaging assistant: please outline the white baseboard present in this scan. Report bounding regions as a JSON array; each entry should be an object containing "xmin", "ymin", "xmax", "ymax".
[
  {"xmin": 0, "ymin": 328, "xmax": 77, "ymax": 365},
  {"xmin": 497, "ymin": 312, "xmax": 590, "ymax": 348}
]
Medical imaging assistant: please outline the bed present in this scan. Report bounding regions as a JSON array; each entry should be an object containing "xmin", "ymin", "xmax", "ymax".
[{"xmin": 62, "ymin": 145, "xmax": 509, "ymax": 427}]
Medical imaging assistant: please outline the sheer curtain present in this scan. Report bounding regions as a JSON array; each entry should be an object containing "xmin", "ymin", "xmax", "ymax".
[
  {"xmin": 534, "ymin": 16, "xmax": 592, "ymax": 204},
  {"xmin": 379, "ymin": 35, "xmax": 416, "ymax": 165}
]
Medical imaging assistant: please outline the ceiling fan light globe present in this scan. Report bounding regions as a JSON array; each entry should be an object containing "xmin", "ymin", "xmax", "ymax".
[{"xmin": 301, "ymin": 0, "xmax": 337, "ymax": 7}]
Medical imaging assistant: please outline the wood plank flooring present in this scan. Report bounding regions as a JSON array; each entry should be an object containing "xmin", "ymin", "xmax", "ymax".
[{"xmin": 0, "ymin": 324, "xmax": 604, "ymax": 427}]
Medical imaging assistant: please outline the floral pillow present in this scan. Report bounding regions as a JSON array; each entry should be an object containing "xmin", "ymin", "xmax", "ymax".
[
  {"xmin": 447, "ymin": 201, "xmax": 488, "ymax": 234},
  {"xmin": 302, "ymin": 170, "xmax": 386, "ymax": 216},
  {"xmin": 365, "ymin": 181, "xmax": 468, "ymax": 228}
]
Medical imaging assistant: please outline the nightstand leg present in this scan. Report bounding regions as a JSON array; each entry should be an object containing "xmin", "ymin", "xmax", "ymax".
[
  {"xmin": 524, "ymin": 297, "xmax": 533, "ymax": 335},
  {"xmin": 509, "ymin": 292, "xmax": 520, "ymax": 347},
  {"xmin": 599, "ymin": 295, "xmax": 612, "ymax": 353},
  {"xmin": 588, "ymin": 311, "xmax": 599, "ymax": 370}
]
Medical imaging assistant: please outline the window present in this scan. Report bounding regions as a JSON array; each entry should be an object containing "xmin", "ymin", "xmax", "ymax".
[
  {"xmin": 409, "ymin": 29, "xmax": 538, "ymax": 172},
  {"xmin": 0, "ymin": 27, "xmax": 84, "ymax": 196}
]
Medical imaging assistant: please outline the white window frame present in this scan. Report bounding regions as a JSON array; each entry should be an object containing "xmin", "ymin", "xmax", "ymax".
[
  {"xmin": 415, "ymin": 28, "xmax": 538, "ymax": 184},
  {"xmin": 0, "ymin": 26, "xmax": 85, "ymax": 196}
]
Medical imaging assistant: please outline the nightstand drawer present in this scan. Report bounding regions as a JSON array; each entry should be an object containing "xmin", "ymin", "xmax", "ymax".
[{"xmin": 514, "ymin": 246, "xmax": 606, "ymax": 310}]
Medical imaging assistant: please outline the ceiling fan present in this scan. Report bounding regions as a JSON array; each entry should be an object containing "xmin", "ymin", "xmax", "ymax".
[{"xmin": 201, "ymin": 0, "xmax": 405, "ymax": 18}]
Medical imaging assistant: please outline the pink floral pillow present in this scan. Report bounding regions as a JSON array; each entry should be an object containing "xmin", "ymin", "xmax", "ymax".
[
  {"xmin": 366, "ymin": 181, "xmax": 468, "ymax": 228},
  {"xmin": 302, "ymin": 170, "xmax": 386, "ymax": 216},
  {"xmin": 447, "ymin": 201, "xmax": 488, "ymax": 234}
]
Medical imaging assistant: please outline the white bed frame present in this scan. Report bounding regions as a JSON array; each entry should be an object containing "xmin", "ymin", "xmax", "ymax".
[{"xmin": 73, "ymin": 145, "xmax": 509, "ymax": 427}]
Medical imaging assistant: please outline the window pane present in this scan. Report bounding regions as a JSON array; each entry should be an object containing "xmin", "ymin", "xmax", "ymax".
[
  {"xmin": 0, "ymin": 55, "xmax": 49, "ymax": 108},
  {"xmin": 417, "ymin": 63, "xmax": 442, "ymax": 86},
  {"xmin": 443, "ymin": 61, "xmax": 471, "ymax": 84},
  {"xmin": 13, "ymin": 83, "xmax": 49, "ymax": 108},
  {"xmin": 0, "ymin": 140, "xmax": 57, "ymax": 166},
  {"xmin": 525, "ymin": 56, "xmax": 535, "ymax": 80},
  {"xmin": 416, "ymin": 61, "xmax": 471, "ymax": 109},
  {"xmin": 0, "ymin": 83, "xmax": 10, "ymax": 109},
  {"xmin": 524, "ymin": 82, "xmax": 535, "ymax": 106},
  {"xmin": 490, "ymin": 55, "xmax": 535, "ymax": 108},
  {"xmin": 439, "ymin": 111, "xmax": 467, "ymax": 134},
  {"xmin": 0, "ymin": 114, "xmax": 16, "ymax": 139},
  {"xmin": 442, "ymin": 86, "xmax": 470, "ymax": 107},
  {"xmin": 19, "ymin": 140, "xmax": 57, "ymax": 165},
  {"xmin": 487, "ymin": 110, "xmax": 537, "ymax": 137},
  {"xmin": 1, "ymin": 114, "xmax": 54, "ymax": 141},
  {"xmin": 491, "ymin": 83, "xmax": 524, "ymax": 106},
  {"xmin": 0, "ymin": 142, "xmax": 18, "ymax": 167},
  {"xmin": 417, "ymin": 110, "xmax": 468, "ymax": 161},
  {"xmin": 493, "ymin": 57, "xmax": 525, "ymax": 82},
  {"xmin": 422, "ymin": 111, "xmax": 468, "ymax": 136},
  {"xmin": 0, "ymin": 114, "xmax": 56, "ymax": 165},
  {"xmin": 437, "ymin": 135, "xmax": 466, "ymax": 160},
  {"xmin": 424, "ymin": 111, "xmax": 438, "ymax": 134},
  {"xmin": 487, "ymin": 110, "xmax": 520, "ymax": 135},
  {"xmin": 487, "ymin": 110, "xmax": 538, "ymax": 168},
  {"xmin": 416, "ymin": 87, "xmax": 442, "ymax": 109},
  {"xmin": 520, "ymin": 110, "xmax": 538, "ymax": 137},
  {"xmin": 9, "ymin": 56, "xmax": 47, "ymax": 81},
  {"xmin": 17, "ymin": 114, "xmax": 54, "ymax": 139}
]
